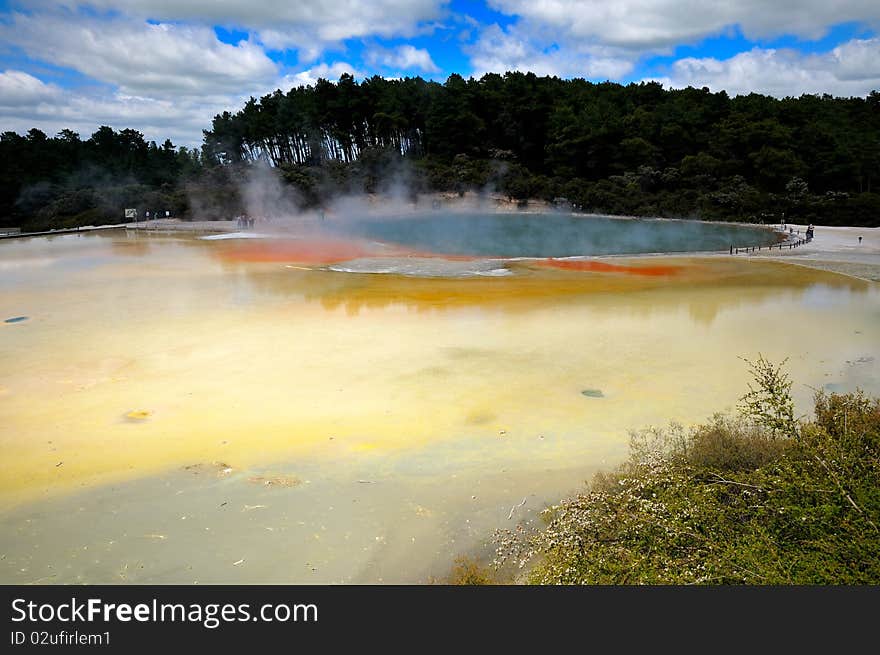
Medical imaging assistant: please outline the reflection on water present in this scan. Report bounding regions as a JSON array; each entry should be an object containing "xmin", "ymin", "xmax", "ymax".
[{"xmin": 1, "ymin": 230, "xmax": 878, "ymax": 583}]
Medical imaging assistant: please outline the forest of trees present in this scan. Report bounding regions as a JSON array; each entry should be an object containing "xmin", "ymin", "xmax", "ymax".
[
  {"xmin": 3, "ymin": 72, "xmax": 880, "ymax": 231},
  {"xmin": 0, "ymin": 126, "xmax": 202, "ymax": 231}
]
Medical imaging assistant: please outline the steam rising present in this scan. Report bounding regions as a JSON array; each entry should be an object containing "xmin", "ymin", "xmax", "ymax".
[
  {"xmin": 241, "ymin": 161, "xmax": 303, "ymax": 224},
  {"xmin": 194, "ymin": 162, "xmax": 779, "ymax": 277}
]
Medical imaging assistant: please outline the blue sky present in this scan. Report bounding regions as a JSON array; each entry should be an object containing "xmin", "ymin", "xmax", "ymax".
[{"xmin": 1, "ymin": 1, "xmax": 879, "ymax": 146}]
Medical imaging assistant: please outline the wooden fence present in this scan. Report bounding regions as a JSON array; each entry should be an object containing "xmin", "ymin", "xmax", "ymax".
[{"xmin": 730, "ymin": 235, "xmax": 811, "ymax": 255}]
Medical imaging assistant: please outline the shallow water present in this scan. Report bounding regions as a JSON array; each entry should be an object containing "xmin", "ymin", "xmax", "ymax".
[{"xmin": 1, "ymin": 228, "xmax": 878, "ymax": 583}]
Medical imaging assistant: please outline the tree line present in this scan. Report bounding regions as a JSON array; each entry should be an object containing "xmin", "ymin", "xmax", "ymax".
[
  {"xmin": 3, "ymin": 72, "xmax": 880, "ymax": 230},
  {"xmin": 203, "ymin": 73, "xmax": 880, "ymax": 226},
  {"xmin": 0, "ymin": 127, "xmax": 202, "ymax": 231}
]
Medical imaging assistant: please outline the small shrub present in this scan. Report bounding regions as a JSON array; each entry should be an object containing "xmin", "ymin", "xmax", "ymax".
[
  {"xmin": 685, "ymin": 415, "xmax": 790, "ymax": 472},
  {"xmin": 446, "ymin": 556, "xmax": 496, "ymax": 585},
  {"xmin": 737, "ymin": 355, "xmax": 797, "ymax": 438}
]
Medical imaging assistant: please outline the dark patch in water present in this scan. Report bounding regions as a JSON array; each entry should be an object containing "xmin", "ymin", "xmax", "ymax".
[
  {"xmin": 466, "ymin": 412, "xmax": 496, "ymax": 425},
  {"xmin": 581, "ymin": 389, "xmax": 604, "ymax": 398},
  {"xmin": 123, "ymin": 409, "xmax": 151, "ymax": 422},
  {"xmin": 4, "ymin": 316, "xmax": 28, "ymax": 323}
]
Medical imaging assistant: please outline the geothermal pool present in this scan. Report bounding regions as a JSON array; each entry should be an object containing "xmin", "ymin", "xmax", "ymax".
[
  {"xmin": 1, "ymin": 221, "xmax": 878, "ymax": 583},
  {"xmin": 329, "ymin": 211, "xmax": 781, "ymax": 257}
]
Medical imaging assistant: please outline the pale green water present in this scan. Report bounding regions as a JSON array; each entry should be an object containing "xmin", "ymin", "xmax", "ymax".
[{"xmin": 332, "ymin": 212, "xmax": 779, "ymax": 256}]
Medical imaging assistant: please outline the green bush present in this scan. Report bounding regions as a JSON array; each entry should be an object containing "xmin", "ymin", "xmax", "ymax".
[
  {"xmin": 445, "ymin": 556, "xmax": 496, "ymax": 585},
  {"xmin": 493, "ymin": 358, "xmax": 880, "ymax": 584}
]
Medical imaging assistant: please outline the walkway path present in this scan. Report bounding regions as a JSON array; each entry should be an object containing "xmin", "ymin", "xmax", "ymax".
[{"xmin": 744, "ymin": 224, "xmax": 880, "ymax": 282}]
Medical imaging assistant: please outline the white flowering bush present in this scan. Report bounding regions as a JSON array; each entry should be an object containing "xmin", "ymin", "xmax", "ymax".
[{"xmin": 492, "ymin": 359, "xmax": 880, "ymax": 584}]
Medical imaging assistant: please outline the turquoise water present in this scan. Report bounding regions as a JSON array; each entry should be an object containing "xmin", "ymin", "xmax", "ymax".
[{"xmin": 334, "ymin": 212, "xmax": 779, "ymax": 257}]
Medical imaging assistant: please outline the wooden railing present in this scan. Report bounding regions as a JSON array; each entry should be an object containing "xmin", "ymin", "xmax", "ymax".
[{"xmin": 730, "ymin": 235, "xmax": 811, "ymax": 254}]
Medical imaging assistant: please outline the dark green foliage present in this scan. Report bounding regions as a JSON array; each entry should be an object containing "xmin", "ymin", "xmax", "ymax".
[
  {"xmin": 0, "ymin": 127, "xmax": 203, "ymax": 230},
  {"xmin": 200, "ymin": 76, "xmax": 880, "ymax": 226},
  {"xmin": 4, "ymin": 76, "xmax": 880, "ymax": 229},
  {"xmin": 494, "ymin": 359, "xmax": 880, "ymax": 584}
]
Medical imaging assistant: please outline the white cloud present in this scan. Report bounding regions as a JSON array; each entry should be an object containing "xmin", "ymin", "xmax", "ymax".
[
  {"xmin": 0, "ymin": 13, "xmax": 278, "ymax": 98},
  {"xmin": 467, "ymin": 3, "xmax": 880, "ymax": 91},
  {"xmin": 487, "ymin": 0, "xmax": 880, "ymax": 50},
  {"xmin": 830, "ymin": 37, "xmax": 880, "ymax": 81},
  {"xmin": 0, "ymin": 59, "xmax": 373, "ymax": 147},
  {"xmin": 364, "ymin": 44, "xmax": 439, "ymax": 73},
  {"xmin": 649, "ymin": 37, "xmax": 880, "ymax": 97},
  {"xmin": 467, "ymin": 23, "xmax": 633, "ymax": 79},
  {"xmin": 24, "ymin": 0, "xmax": 448, "ymax": 57},
  {"xmin": 279, "ymin": 62, "xmax": 364, "ymax": 88},
  {"xmin": 4, "ymin": 1, "xmax": 879, "ymax": 148},
  {"xmin": 0, "ymin": 75, "xmax": 218, "ymax": 146},
  {"xmin": 0, "ymin": 70, "xmax": 62, "ymax": 107}
]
